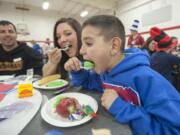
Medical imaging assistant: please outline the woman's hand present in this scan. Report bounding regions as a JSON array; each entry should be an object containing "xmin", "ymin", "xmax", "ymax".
[
  {"xmin": 64, "ymin": 57, "xmax": 81, "ymax": 72},
  {"xmin": 101, "ymin": 89, "xmax": 119, "ymax": 110},
  {"xmin": 48, "ymin": 48, "xmax": 62, "ymax": 64}
]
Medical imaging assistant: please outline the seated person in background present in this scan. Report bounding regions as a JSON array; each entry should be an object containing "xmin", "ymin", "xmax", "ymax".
[
  {"xmin": 150, "ymin": 27, "xmax": 180, "ymax": 84},
  {"xmin": 64, "ymin": 15, "xmax": 180, "ymax": 135},
  {"xmin": 41, "ymin": 38, "xmax": 51, "ymax": 64},
  {"xmin": 127, "ymin": 19, "xmax": 144, "ymax": 48},
  {"xmin": 0, "ymin": 20, "xmax": 43, "ymax": 76},
  {"xmin": 141, "ymin": 36, "xmax": 156, "ymax": 56},
  {"xmin": 31, "ymin": 40, "xmax": 43, "ymax": 56},
  {"xmin": 42, "ymin": 38, "xmax": 52, "ymax": 56},
  {"xmin": 42, "ymin": 18, "xmax": 82, "ymax": 79},
  {"xmin": 171, "ymin": 36, "xmax": 180, "ymax": 56}
]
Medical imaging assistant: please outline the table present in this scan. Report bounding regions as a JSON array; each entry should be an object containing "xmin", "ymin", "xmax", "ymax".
[{"xmin": 19, "ymin": 87, "xmax": 132, "ymax": 135}]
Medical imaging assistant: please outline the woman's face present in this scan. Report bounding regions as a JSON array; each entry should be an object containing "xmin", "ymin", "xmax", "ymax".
[
  {"xmin": 56, "ymin": 22, "xmax": 78, "ymax": 57},
  {"xmin": 148, "ymin": 40, "xmax": 156, "ymax": 51}
]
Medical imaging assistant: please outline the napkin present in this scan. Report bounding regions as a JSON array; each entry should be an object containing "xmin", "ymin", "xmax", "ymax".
[
  {"xmin": 0, "ymin": 84, "xmax": 15, "ymax": 102},
  {"xmin": 0, "ymin": 94, "xmax": 6, "ymax": 102}
]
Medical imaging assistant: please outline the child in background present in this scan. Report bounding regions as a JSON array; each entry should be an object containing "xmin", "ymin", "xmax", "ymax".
[
  {"xmin": 64, "ymin": 15, "xmax": 180, "ymax": 135},
  {"xmin": 127, "ymin": 19, "xmax": 144, "ymax": 48}
]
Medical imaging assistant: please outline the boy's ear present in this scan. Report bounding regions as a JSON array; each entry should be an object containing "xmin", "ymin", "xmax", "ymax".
[{"xmin": 110, "ymin": 37, "xmax": 121, "ymax": 56}]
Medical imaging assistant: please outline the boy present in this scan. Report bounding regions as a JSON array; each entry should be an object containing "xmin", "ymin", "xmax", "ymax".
[{"xmin": 64, "ymin": 15, "xmax": 180, "ymax": 135}]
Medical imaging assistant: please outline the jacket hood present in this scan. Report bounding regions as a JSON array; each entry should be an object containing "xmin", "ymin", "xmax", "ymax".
[{"xmin": 107, "ymin": 48, "xmax": 150, "ymax": 76}]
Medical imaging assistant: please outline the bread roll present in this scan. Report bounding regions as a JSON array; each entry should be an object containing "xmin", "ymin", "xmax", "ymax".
[{"xmin": 38, "ymin": 74, "xmax": 61, "ymax": 86}]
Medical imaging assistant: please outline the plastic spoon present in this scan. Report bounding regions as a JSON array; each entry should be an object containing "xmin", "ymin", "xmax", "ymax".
[{"xmin": 59, "ymin": 44, "xmax": 72, "ymax": 51}]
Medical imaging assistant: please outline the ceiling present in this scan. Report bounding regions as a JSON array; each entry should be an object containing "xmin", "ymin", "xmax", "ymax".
[{"xmin": 0, "ymin": 0, "xmax": 130, "ymax": 19}]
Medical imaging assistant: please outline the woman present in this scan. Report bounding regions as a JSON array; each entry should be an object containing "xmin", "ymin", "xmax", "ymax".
[
  {"xmin": 42, "ymin": 18, "xmax": 82, "ymax": 79},
  {"xmin": 141, "ymin": 36, "xmax": 156, "ymax": 56}
]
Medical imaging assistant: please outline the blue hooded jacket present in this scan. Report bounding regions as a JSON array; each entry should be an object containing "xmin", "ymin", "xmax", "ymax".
[{"xmin": 70, "ymin": 48, "xmax": 180, "ymax": 135}]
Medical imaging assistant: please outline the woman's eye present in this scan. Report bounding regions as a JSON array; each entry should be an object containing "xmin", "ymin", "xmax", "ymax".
[{"xmin": 65, "ymin": 32, "xmax": 71, "ymax": 36}]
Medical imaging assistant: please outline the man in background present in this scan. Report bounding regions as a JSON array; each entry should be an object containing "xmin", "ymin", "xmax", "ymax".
[{"xmin": 0, "ymin": 20, "xmax": 43, "ymax": 76}]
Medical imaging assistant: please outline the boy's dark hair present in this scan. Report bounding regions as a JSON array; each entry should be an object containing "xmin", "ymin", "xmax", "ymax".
[
  {"xmin": 0, "ymin": 20, "xmax": 17, "ymax": 32},
  {"xmin": 82, "ymin": 15, "xmax": 126, "ymax": 51},
  {"xmin": 53, "ymin": 17, "xmax": 82, "ymax": 79}
]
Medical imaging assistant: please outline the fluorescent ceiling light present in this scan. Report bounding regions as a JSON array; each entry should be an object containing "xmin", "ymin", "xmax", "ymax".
[
  {"xmin": 80, "ymin": 11, "xmax": 88, "ymax": 17},
  {"xmin": 42, "ymin": 1, "xmax": 49, "ymax": 10}
]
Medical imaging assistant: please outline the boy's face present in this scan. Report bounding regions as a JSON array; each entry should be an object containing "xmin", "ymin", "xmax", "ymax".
[{"xmin": 80, "ymin": 25, "xmax": 113, "ymax": 74}]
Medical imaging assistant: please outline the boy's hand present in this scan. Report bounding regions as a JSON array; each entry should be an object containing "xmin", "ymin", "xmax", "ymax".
[
  {"xmin": 48, "ymin": 48, "xmax": 62, "ymax": 64},
  {"xmin": 101, "ymin": 89, "xmax": 119, "ymax": 110},
  {"xmin": 64, "ymin": 57, "xmax": 81, "ymax": 72}
]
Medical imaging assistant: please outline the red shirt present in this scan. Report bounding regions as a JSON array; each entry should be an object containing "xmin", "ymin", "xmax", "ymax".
[{"xmin": 128, "ymin": 34, "xmax": 144, "ymax": 48}]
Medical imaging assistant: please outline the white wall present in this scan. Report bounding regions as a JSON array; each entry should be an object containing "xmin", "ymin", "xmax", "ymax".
[
  {"xmin": 117, "ymin": 0, "xmax": 180, "ymax": 44},
  {"xmin": 0, "ymin": 0, "xmax": 180, "ymax": 45},
  {"xmin": 0, "ymin": 2, "xmax": 60, "ymax": 43}
]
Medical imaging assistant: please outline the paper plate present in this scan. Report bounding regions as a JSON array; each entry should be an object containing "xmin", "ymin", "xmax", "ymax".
[
  {"xmin": 41, "ymin": 92, "xmax": 98, "ymax": 127},
  {"xmin": 0, "ymin": 90, "xmax": 42, "ymax": 135},
  {"xmin": 33, "ymin": 79, "xmax": 68, "ymax": 90}
]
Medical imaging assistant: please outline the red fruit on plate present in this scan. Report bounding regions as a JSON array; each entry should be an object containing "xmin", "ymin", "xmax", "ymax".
[{"xmin": 56, "ymin": 97, "xmax": 80, "ymax": 117}]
